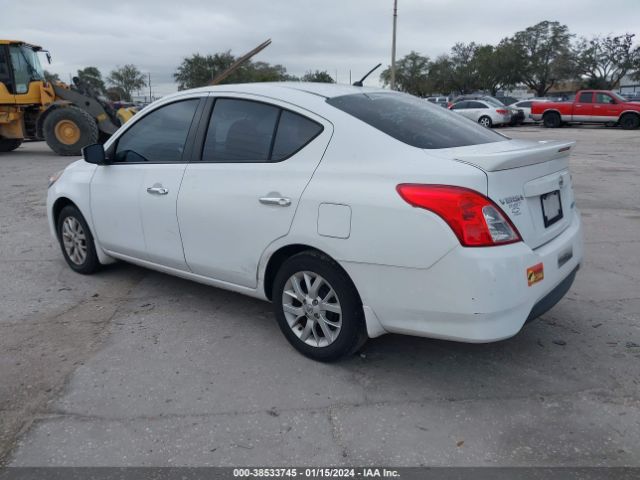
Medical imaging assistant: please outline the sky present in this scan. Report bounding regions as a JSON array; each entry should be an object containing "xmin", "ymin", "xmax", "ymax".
[{"xmin": 2, "ymin": 0, "xmax": 640, "ymax": 97}]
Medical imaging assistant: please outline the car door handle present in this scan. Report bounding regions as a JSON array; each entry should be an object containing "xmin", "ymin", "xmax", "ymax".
[
  {"xmin": 146, "ymin": 186, "xmax": 169, "ymax": 195},
  {"xmin": 259, "ymin": 196, "xmax": 291, "ymax": 207}
]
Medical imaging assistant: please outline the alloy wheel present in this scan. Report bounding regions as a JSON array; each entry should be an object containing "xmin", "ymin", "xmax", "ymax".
[
  {"xmin": 281, "ymin": 271, "xmax": 342, "ymax": 348},
  {"xmin": 61, "ymin": 216, "xmax": 87, "ymax": 265}
]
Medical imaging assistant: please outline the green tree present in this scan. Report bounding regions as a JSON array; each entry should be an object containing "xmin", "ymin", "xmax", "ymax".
[
  {"xmin": 105, "ymin": 86, "xmax": 126, "ymax": 101},
  {"xmin": 474, "ymin": 41, "xmax": 524, "ymax": 95},
  {"xmin": 107, "ymin": 64, "xmax": 146, "ymax": 101},
  {"xmin": 510, "ymin": 21, "xmax": 575, "ymax": 97},
  {"xmin": 44, "ymin": 70, "xmax": 60, "ymax": 84},
  {"xmin": 77, "ymin": 66, "xmax": 106, "ymax": 93},
  {"xmin": 174, "ymin": 51, "xmax": 292, "ymax": 90},
  {"xmin": 448, "ymin": 42, "xmax": 481, "ymax": 94},
  {"xmin": 426, "ymin": 55, "xmax": 454, "ymax": 94},
  {"xmin": 574, "ymin": 33, "xmax": 640, "ymax": 89},
  {"xmin": 380, "ymin": 51, "xmax": 430, "ymax": 96},
  {"xmin": 301, "ymin": 70, "xmax": 335, "ymax": 83}
]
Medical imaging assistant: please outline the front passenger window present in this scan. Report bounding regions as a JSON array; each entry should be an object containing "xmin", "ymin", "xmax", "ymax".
[
  {"xmin": 114, "ymin": 99, "xmax": 199, "ymax": 163},
  {"xmin": 595, "ymin": 93, "xmax": 615, "ymax": 104}
]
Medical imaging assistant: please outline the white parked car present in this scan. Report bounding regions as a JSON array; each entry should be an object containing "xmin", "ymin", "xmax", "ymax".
[
  {"xmin": 513, "ymin": 99, "xmax": 550, "ymax": 124},
  {"xmin": 47, "ymin": 83, "xmax": 583, "ymax": 361},
  {"xmin": 449, "ymin": 99, "xmax": 512, "ymax": 127}
]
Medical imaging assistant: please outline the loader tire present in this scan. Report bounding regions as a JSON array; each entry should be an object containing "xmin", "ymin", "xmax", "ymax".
[
  {"xmin": 0, "ymin": 138, "xmax": 22, "ymax": 152},
  {"xmin": 43, "ymin": 106, "xmax": 99, "ymax": 156}
]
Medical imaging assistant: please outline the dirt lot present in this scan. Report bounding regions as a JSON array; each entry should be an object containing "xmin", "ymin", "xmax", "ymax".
[{"xmin": 1, "ymin": 126, "xmax": 639, "ymax": 466}]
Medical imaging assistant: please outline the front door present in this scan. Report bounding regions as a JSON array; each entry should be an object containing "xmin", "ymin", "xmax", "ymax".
[
  {"xmin": 178, "ymin": 95, "xmax": 332, "ymax": 288},
  {"xmin": 593, "ymin": 92, "xmax": 622, "ymax": 122},
  {"xmin": 91, "ymin": 97, "xmax": 203, "ymax": 269}
]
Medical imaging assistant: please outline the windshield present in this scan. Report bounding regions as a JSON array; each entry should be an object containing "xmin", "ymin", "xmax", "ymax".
[
  {"xmin": 326, "ymin": 92, "xmax": 507, "ymax": 149},
  {"xmin": 9, "ymin": 45, "xmax": 45, "ymax": 94}
]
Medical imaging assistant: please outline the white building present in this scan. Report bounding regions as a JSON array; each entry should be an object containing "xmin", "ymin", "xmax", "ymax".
[{"xmin": 618, "ymin": 74, "xmax": 640, "ymax": 94}]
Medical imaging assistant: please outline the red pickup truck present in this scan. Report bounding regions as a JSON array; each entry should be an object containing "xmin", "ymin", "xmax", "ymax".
[{"xmin": 531, "ymin": 90, "xmax": 640, "ymax": 130}]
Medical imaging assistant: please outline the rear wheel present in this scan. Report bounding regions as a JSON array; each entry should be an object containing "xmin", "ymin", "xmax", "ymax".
[
  {"xmin": 43, "ymin": 106, "xmax": 99, "ymax": 156},
  {"xmin": 478, "ymin": 116, "xmax": 492, "ymax": 128},
  {"xmin": 272, "ymin": 251, "xmax": 367, "ymax": 362},
  {"xmin": 56, "ymin": 205, "xmax": 100, "ymax": 274},
  {"xmin": 0, "ymin": 138, "xmax": 22, "ymax": 152},
  {"xmin": 543, "ymin": 112, "xmax": 561, "ymax": 128},
  {"xmin": 619, "ymin": 113, "xmax": 640, "ymax": 130}
]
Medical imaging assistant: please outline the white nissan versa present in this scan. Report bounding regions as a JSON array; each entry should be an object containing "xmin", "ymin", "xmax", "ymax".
[{"xmin": 47, "ymin": 83, "xmax": 583, "ymax": 361}]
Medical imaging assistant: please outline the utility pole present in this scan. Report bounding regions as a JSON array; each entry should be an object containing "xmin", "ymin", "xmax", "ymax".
[
  {"xmin": 148, "ymin": 72, "xmax": 152, "ymax": 102},
  {"xmin": 390, "ymin": 0, "xmax": 398, "ymax": 90}
]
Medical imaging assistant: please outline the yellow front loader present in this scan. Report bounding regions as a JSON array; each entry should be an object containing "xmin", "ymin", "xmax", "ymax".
[{"xmin": 0, "ymin": 40, "xmax": 135, "ymax": 155}]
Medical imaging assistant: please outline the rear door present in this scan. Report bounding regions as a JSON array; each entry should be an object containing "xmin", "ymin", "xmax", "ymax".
[
  {"xmin": 467, "ymin": 101, "xmax": 489, "ymax": 122},
  {"xmin": 177, "ymin": 95, "xmax": 333, "ymax": 288},
  {"xmin": 451, "ymin": 101, "xmax": 474, "ymax": 120},
  {"xmin": 573, "ymin": 91, "xmax": 594, "ymax": 121}
]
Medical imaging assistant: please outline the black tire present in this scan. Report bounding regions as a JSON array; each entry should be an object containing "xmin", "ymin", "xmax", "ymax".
[
  {"xmin": 543, "ymin": 111, "xmax": 561, "ymax": 128},
  {"xmin": 43, "ymin": 106, "xmax": 99, "ymax": 156},
  {"xmin": 272, "ymin": 250, "xmax": 367, "ymax": 362},
  {"xmin": 478, "ymin": 116, "xmax": 492, "ymax": 128},
  {"xmin": 0, "ymin": 138, "xmax": 22, "ymax": 152},
  {"xmin": 619, "ymin": 113, "xmax": 640, "ymax": 130},
  {"xmin": 56, "ymin": 205, "xmax": 100, "ymax": 274}
]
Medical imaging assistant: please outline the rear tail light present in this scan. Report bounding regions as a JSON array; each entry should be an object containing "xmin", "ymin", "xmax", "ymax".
[
  {"xmin": 496, "ymin": 109, "xmax": 508, "ymax": 115},
  {"xmin": 396, "ymin": 184, "xmax": 521, "ymax": 247}
]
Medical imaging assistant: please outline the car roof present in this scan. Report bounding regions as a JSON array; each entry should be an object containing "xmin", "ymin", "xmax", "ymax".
[{"xmin": 168, "ymin": 82, "xmax": 389, "ymax": 101}]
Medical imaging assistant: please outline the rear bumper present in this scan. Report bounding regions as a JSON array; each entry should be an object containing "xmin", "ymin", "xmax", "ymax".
[
  {"xmin": 525, "ymin": 265, "xmax": 578, "ymax": 323},
  {"xmin": 344, "ymin": 212, "xmax": 583, "ymax": 342}
]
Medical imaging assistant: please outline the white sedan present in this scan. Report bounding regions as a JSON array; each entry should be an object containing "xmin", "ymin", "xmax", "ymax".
[
  {"xmin": 47, "ymin": 83, "xmax": 583, "ymax": 361},
  {"xmin": 449, "ymin": 99, "xmax": 512, "ymax": 127},
  {"xmin": 513, "ymin": 99, "xmax": 551, "ymax": 124}
]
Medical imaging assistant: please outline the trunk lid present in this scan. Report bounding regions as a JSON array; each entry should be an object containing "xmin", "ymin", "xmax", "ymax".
[{"xmin": 430, "ymin": 139, "xmax": 576, "ymax": 249}]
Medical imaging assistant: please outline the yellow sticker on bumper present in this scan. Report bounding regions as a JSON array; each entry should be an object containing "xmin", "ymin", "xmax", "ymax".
[{"xmin": 527, "ymin": 263, "xmax": 544, "ymax": 286}]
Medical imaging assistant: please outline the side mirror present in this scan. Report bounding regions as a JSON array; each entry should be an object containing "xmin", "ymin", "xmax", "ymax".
[{"xmin": 82, "ymin": 143, "xmax": 107, "ymax": 165}]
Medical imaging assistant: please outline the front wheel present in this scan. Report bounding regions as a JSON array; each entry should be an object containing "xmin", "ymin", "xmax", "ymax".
[
  {"xmin": 619, "ymin": 113, "xmax": 640, "ymax": 130},
  {"xmin": 0, "ymin": 138, "xmax": 22, "ymax": 152},
  {"xmin": 478, "ymin": 116, "xmax": 492, "ymax": 128},
  {"xmin": 43, "ymin": 106, "xmax": 99, "ymax": 156},
  {"xmin": 56, "ymin": 205, "xmax": 101, "ymax": 274},
  {"xmin": 272, "ymin": 251, "xmax": 367, "ymax": 362}
]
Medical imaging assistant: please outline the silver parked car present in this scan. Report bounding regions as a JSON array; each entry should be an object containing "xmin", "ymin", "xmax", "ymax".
[{"xmin": 449, "ymin": 99, "xmax": 512, "ymax": 128}]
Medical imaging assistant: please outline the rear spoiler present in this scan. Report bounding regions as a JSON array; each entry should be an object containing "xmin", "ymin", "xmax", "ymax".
[{"xmin": 454, "ymin": 140, "xmax": 575, "ymax": 172}]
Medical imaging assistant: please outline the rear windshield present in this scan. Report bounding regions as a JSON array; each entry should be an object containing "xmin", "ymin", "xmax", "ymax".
[{"xmin": 326, "ymin": 92, "xmax": 506, "ymax": 149}]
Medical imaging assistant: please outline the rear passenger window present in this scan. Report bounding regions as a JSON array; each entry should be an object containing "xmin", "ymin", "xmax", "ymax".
[
  {"xmin": 578, "ymin": 92, "xmax": 593, "ymax": 103},
  {"xmin": 202, "ymin": 99, "xmax": 279, "ymax": 162},
  {"xmin": 468, "ymin": 101, "xmax": 487, "ymax": 109},
  {"xmin": 202, "ymin": 99, "xmax": 323, "ymax": 163},
  {"xmin": 271, "ymin": 111, "xmax": 323, "ymax": 161}
]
